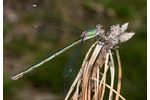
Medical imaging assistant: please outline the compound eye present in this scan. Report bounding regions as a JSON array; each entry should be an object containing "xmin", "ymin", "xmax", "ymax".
[{"xmin": 81, "ymin": 30, "xmax": 87, "ymax": 38}]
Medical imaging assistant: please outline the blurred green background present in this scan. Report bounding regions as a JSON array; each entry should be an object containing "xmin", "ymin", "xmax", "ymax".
[{"xmin": 4, "ymin": 0, "xmax": 146, "ymax": 100}]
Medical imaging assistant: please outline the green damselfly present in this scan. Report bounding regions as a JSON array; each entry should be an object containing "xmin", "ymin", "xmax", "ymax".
[{"xmin": 11, "ymin": 24, "xmax": 105, "ymax": 80}]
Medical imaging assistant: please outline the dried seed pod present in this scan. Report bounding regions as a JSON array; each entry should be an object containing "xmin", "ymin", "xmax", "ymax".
[
  {"xmin": 120, "ymin": 23, "xmax": 129, "ymax": 33},
  {"xmin": 119, "ymin": 32, "xmax": 135, "ymax": 43}
]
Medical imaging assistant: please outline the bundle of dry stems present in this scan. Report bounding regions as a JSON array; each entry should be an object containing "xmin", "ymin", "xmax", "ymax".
[{"xmin": 65, "ymin": 23, "xmax": 135, "ymax": 100}]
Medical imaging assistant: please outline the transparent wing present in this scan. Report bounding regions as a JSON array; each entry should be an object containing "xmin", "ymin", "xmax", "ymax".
[
  {"xmin": 33, "ymin": 18, "xmax": 83, "ymax": 41},
  {"xmin": 63, "ymin": 39, "xmax": 83, "ymax": 78},
  {"xmin": 63, "ymin": 39, "xmax": 84, "ymax": 94}
]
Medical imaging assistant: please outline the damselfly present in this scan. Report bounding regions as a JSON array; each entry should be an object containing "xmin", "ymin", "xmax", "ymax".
[{"xmin": 11, "ymin": 24, "xmax": 105, "ymax": 80}]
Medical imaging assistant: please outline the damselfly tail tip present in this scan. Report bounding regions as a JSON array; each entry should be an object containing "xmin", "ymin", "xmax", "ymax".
[
  {"xmin": 10, "ymin": 74, "xmax": 23, "ymax": 80},
  {"xmin": 10, "ymin": 77, "xmax": 16, "ymax": 80}
]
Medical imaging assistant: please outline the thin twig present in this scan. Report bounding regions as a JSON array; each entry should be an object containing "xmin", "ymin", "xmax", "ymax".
[
  {"xmin": 115, "ymin": 50, "xmax": 122, "ymax": 100},
  {"xmin": 109, "ymin": 50, "xmax": 115, "ymax": 100},
  {"xmin": 96, "ymin": 65, "xmax": 100, "ymax": 100},
  {"xmin": 99, "ymin": 53, "xmax": 109, "ymax": 100}
]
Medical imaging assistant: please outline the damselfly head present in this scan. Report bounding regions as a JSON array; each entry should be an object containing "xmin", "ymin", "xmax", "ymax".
[{"xmin": 81, "ymin": 30, "xmax": 88, "ymax": 38}]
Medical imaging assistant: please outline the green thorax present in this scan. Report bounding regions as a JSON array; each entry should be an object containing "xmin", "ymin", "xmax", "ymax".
[{"xmin": 87, "ymin": 28, "xmax": 97, "ymax": 36}]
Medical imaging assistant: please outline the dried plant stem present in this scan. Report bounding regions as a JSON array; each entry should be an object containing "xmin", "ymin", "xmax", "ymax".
[
  {"xmin": 100, "ymin": 80, "xmax": 125, "ymax": 100},
  {"xmin": 109, "ymin": 50, "xmax": 115, "ymax": 100},
  {"xmin": 72, "ymin": 79, "xmax": 81, "ymax": 100},
  {"xmin": 95, "ymin": 65, "xmax": 100, "ymax": 100},
  {"xmin": 99, "ymin": 53, "xmax": 109, "ymax": 100},
  {"xmin": 82, "ymin": 43, "xmax": 103, "ymax": 100},
  {"xmin": 92, "ymin": 78, "xmax": 125, "ymax": 100},
  {"xmin": 115, "ymin": 50, "xmax": 122, "ymax": 100}
]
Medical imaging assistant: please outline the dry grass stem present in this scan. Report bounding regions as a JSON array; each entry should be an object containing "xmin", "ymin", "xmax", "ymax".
[
  {"xmin": 115, "ymin": 50, "xmax": 122, "ymax": 100},
  {"xmin": 109, "ymin": 50, "xmax": 115, "ymax": 100}
]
